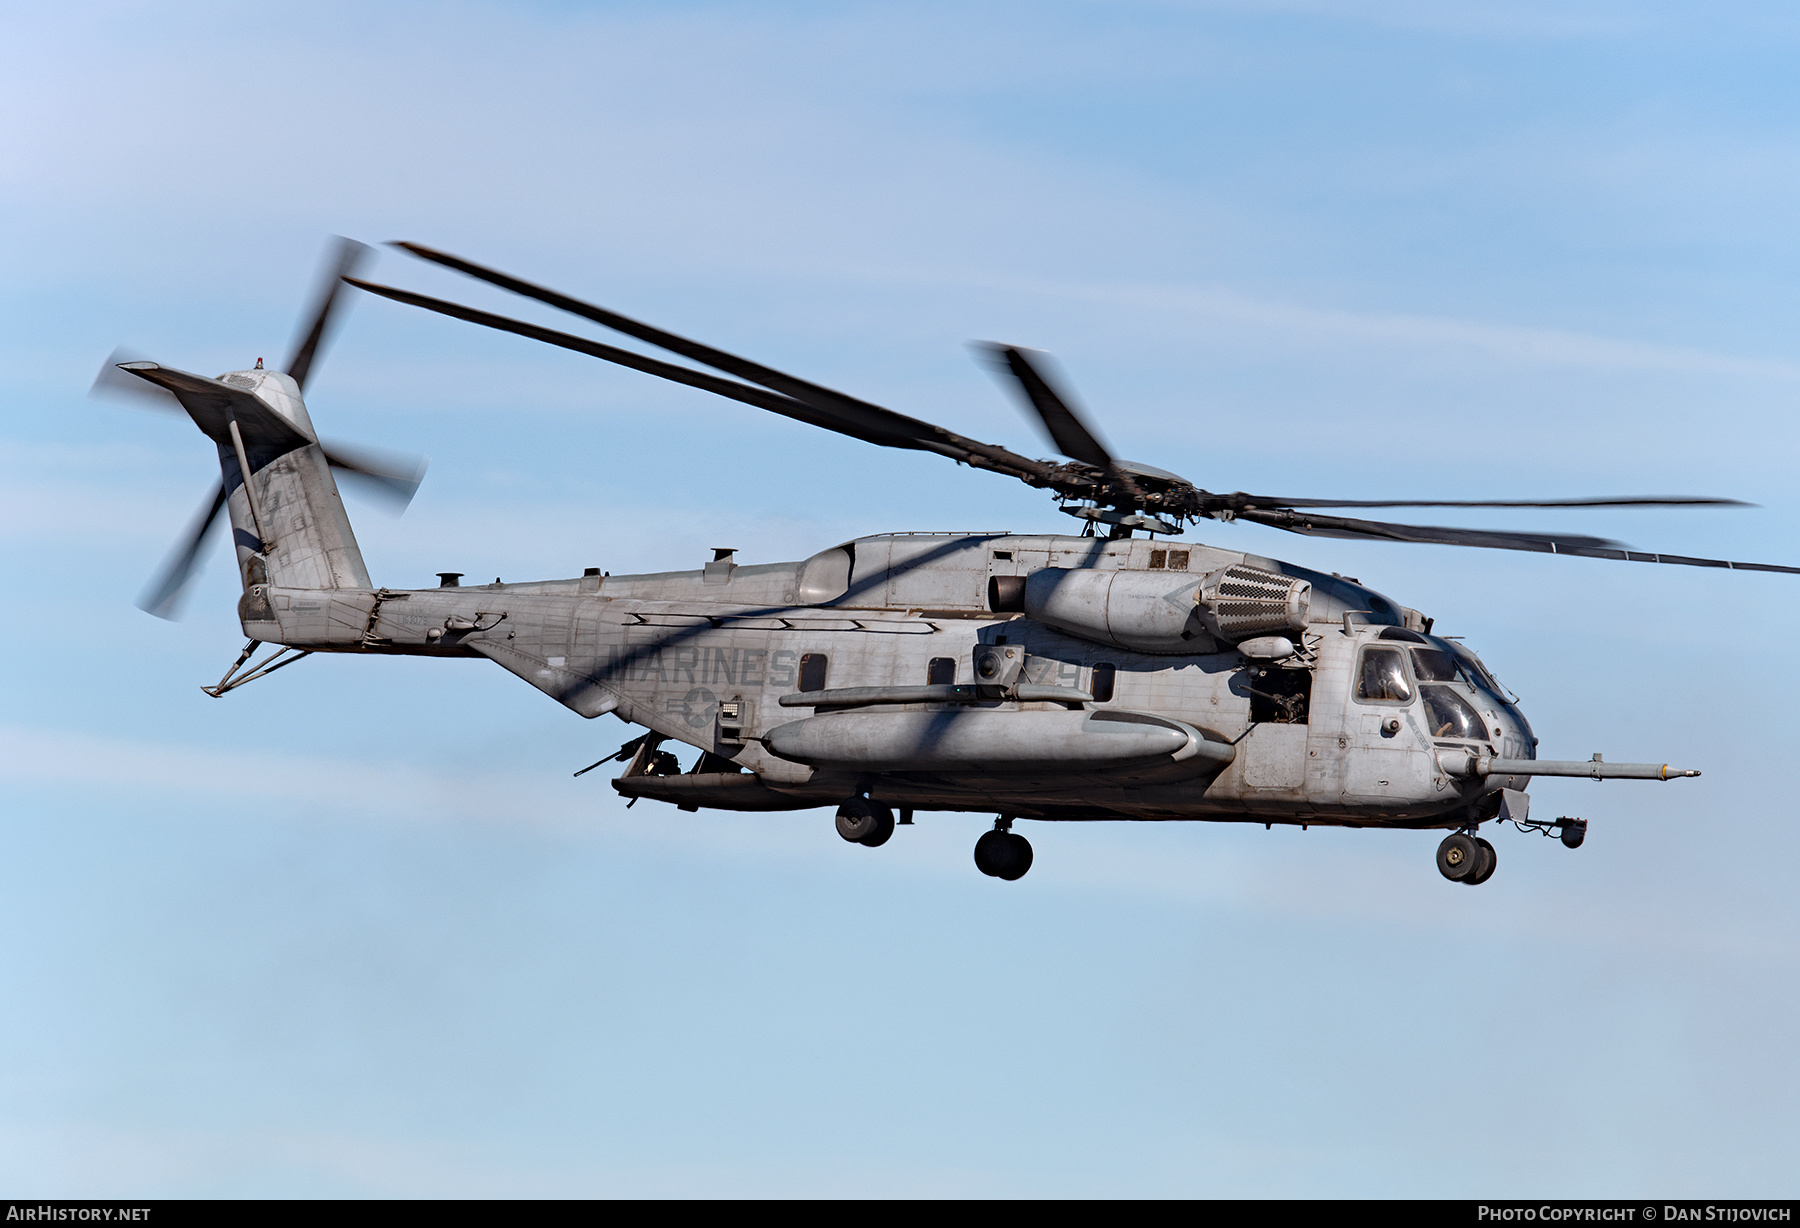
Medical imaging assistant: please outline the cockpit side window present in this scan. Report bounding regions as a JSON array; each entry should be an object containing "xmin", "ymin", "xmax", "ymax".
[
  {"xmin": 1355, "ymin": 646, "xmax": 1414, "ymax": 703},
  {"xmin": 1422, "ymin": 685, "xmax": 1487, "ymax": 740}
]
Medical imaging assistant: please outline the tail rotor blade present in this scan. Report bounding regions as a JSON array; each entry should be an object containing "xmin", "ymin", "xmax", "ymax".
[
  {"xmin": 138, "ymin": 481, "xmax": 228, "ymax": 619},
  {"xmin": 321, "ymin": 440, "xmax": 428, "ymax": 509},
  {"xmin": 286, "ymin": 237, "xmax": 371, "ymax": 392},
  {"xmin": 91, "ymin": 346, "xmax": 180, "ymax": 410}
]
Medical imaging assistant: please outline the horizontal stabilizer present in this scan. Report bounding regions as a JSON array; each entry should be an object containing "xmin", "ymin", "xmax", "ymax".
[{"xmin": 118, "ymin": 362, "xmax": 313, "ymax": 460}]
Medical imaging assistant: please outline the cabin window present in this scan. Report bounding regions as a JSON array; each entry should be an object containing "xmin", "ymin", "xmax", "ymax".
[
  {"xmin": 1168, "ymin": 550, "xmax": 1189, "ymax": 570},
  {"xmin": 798, "ymin": 653, "xmax": 828, "ymax": 693},
  {"xmin": 1355, "ymin": 647, "xmax": 1414, "ymax": 704},
  {"xmin": 1423, "ymin": 686, "xmax": 1486, "ymax": 741},
  {"xmin": 1149, "ymin": 549, "xmax": 1167, "ymax": 569},
  {"xmin": 1091, "ymin": 662, "xmax": 1117, "ymax": 703},
  {"xmin": 926, "ymin": 657, "xmax": 956, "ymax": 685}
]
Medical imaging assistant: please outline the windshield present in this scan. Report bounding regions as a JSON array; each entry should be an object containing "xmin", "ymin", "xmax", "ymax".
[
  {"xmin": 1427, "ymin": 639, "xmax": 1534, "ymax": 752},
  {"xmin": 1445, "ymin": 640, "xmax": 1504, "ymax": 695},
  {"xmin": 1423, "ymin": 685, "xmax": 1487, "ymax": 740},
  {"xmin": 1412, "ymin": 646, "xmax": 1489, "ymax": 691}
]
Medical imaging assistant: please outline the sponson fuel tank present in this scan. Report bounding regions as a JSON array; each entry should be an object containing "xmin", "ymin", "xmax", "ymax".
[{"xmin": 765, "ymin": 707, "xmax": 1235, "ymax": 773}]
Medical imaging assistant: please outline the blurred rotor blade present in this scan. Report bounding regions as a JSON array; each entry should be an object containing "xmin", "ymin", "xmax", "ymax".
[
  {"xmin": 1234, "ymin": 507, "xmax": 1800, "ymax": 572},
  {"xmin": 390, "ymin": 243, "xmax": 926, "ymax": 431},
  {"xmin": 1235, "ymin": 507, "xmax": 1620, "ymax": 551},
  {"xmin": 286, "ymin": 237, "xmax": 371, "ymax": 392},
  {"xmin": 90, "ymin": 346, "xmax": 179, "ymax": 410},
  {"xmin": 978, "ymin": 343, "xmax": 1113, "ymax": 470},
  {"xmin": 345, "ymin": 276, "xmax": 1063, "ymax": 488},
  {"xmin": 1220, "ymin": 493, "xmax": 1750, "ymax": 511},
  {"xmin": 138, "ymin": 481, "xmax": 228, "ymax": 619},
  {"xmin": 320, "ymin": 440, "xmax": 428, "ymax": 509}
]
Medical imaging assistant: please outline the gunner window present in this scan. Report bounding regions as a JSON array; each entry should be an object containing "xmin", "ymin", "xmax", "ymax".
[
  {"xmin": 1355, "ymin": 647, "xmax": 1414, "ymax": 704},
  {"xmin": 1249, "ymin": 666, "xmax": 1311, "ymax": 724},
  {"xmin": 1423, "ymin": 685, "xmax": 1486, "ymax": 741}
]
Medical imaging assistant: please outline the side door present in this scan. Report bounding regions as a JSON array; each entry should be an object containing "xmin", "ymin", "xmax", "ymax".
[
  {"xmin": 1340, "ymin": 642, "xmax": 1426, "ymax": 803},
  {"xmin": 1239, "ymin": 660, "xmax": 1314, "ymax": 791}
]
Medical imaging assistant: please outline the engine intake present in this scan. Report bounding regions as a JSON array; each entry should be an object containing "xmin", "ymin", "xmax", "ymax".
[
  {"xmin": 1018, "ymin": 562, "xmax": 1311, "ymax": 653},
  {"xmin": 1196, "ymin": 564, "xmax": 1311, "ymax": 641}
]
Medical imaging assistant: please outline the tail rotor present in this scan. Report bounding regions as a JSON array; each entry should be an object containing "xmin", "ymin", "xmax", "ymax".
[{"xmin": 93, "ymin": 237, "xmax": 427, "ymax": 619}]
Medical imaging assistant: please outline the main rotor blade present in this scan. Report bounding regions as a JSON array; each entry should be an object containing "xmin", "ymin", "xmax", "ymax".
[
  {"xmin": 1219, "ymin": 493, "xmax": 1751, "ymax": 511},
  {"xmin": 1234, "ymin": 507, "xmax": 1800, "ymax": 573},
  {"xmin": 1236, "ymin": 507, "xmax": 1620, "ymax": 551},
  {"xmin": 391, "ymin": 242, "xmax": 920, "ymax": 432},
  {"xmin": 138, "ymin": 480, "xmax": 228, "ymax": 619},
  {"xmin": 979, "ymin": 343, "xmax": 1113, "ymax": 470},
  {"xmin": 321, "ymin": 440, "xmax": 428, "ymax": 508},
  {"xmin": 346, "ymin": 277, "xmax": 1063, "ymax": 487},
  {"xmin": 286, "ymin": 237, "xmax": 370, "ymax": 392}
]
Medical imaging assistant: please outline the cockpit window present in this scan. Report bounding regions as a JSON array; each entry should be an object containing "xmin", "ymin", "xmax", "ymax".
[
  {"xmin": 1355, "ymin": 647, "xmax": 1414, "ymax": 703},
  {"xmin": 1415, "ymin": 643, "xmax": 1500, "ymax": 693},
  {"xmin": 1422, "ymin": 685, "xmax": 1487, "ymax": 740},
  {"xmin": 1410, "ymin": 646, "xmax": 1459, "ymax": 682},
  {"xmin": 1446, "ymin": 641, "xmax": 1503, "ymax": 694}
]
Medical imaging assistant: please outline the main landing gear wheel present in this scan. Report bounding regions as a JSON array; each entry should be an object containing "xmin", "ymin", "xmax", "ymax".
[
  {"xmin": 1465, "ymin": 837, "xmax": 1497, "ymax": 886},
  {"xmin": 836, "ymin": 798, "xmax": 895, "ymax": 847},
  {"xmin": 974, "ymin": 829, "xmax": 1033, "ymax": 881},
  {"xmin": 1436, "ymin": 833, "xmax": 1480, "ymax": 883}
]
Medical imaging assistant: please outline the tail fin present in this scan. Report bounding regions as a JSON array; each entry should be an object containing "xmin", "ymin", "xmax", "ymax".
[{"xmin": 121, "ymin": 362, "xmax": 371, "ymax": 594}]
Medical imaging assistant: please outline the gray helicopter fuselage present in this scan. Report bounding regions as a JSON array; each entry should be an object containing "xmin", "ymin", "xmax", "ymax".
[{"xmin": 245, "ymin": 529, "xmax": 1535, "ymax": 829}]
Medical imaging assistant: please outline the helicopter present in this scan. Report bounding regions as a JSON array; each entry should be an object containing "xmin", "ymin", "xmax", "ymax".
[{"xmin": 98, "ymin": 239, "xmax": 1800, "ymax": 886}]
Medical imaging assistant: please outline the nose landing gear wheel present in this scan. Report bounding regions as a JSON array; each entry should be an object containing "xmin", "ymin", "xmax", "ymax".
[
  {"xmin": 1437, "ymin": 833, "xmax": 1479, "ymax": 883},
  {"xmin": 974, "ymin": 829, "xmax": 1033, "ymax": 880},
  {"xmin": 1464, "ymin": 837, "xmax": 1497, "ymax": 886},
  {"xmin": 836, "ymin": 798, "xmax": 895, "ymax": 847}
]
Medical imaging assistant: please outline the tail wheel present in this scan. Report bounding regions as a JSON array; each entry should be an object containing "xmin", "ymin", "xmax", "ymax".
[{"xmin": 1437, "ymin": 833, "xmax": 1479, "ymax": 882}]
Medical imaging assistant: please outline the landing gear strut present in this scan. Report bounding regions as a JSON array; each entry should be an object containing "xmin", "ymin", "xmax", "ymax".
[
  {"xmin": 836, "ymin": 797, "xmax": 895, "ymax": 847},
  {"xmin": 974, "ymin": 819, "xmax": 1033, "ymax": 881},
  {"xmin": 1437, "ymin": 831, "xmax": 1497, "ymax": 885}
]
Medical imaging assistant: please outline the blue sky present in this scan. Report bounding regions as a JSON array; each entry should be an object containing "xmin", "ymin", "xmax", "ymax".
[{"xmin": 4, "ymin": 0, "xmax": 1799, "ymax": 1196}]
